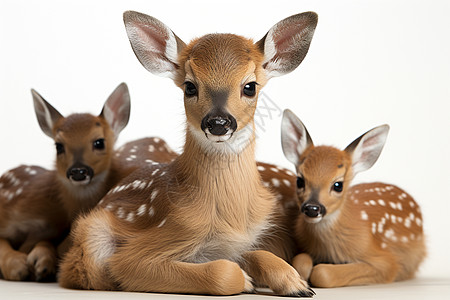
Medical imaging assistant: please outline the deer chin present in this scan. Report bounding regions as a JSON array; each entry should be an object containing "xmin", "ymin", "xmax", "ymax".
[
  {"xmin": 304, "ymin": 215, "xmax": 323, "ymax": 224},
  {"xmin": 204, "ymin": 129, "xmax": 233, "ymax": 143},
  {"xmin": 69, "ymin": 177, "xmax": 92, "ymax": 186}
]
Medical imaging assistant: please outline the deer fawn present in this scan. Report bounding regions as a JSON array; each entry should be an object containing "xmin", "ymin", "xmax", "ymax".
[
  {"xmin": 0, "ymin": 83, "xmax": 162, "ymax": 281},
  {"xmin": 280, "ymin": 109, "xmax": 426, "ymax": 288},
  {"xmin": 59, "ymin": 11, "xmax": 318, "ymax": 296}
]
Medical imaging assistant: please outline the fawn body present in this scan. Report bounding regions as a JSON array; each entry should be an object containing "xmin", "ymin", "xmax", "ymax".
[
  {"xmin": 59, "ymin": 11, "xmax": 317, "ymax": 296},
  {"xmin": 0, "ymin": 83, "xmax": 170, "ymax": 281},
  {"xmin": 281, "ymin": 110, "xmax": 426, "ymax": 287}
]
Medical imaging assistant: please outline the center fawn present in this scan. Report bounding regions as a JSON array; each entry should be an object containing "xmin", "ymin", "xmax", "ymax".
[
  {"xmin": 280, "ymin": 109, "xmax": 426, "ymax": 287},
  {"xmin": 0, "ymin": 83, "xmax": 173, "ymax": 281},
  {"xmin": 59, "ymin": 11, "xmax": 318, "ymax": 296}
]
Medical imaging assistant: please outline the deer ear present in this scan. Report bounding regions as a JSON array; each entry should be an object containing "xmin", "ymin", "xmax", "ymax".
[
  {"xmin": 281, "ymin": 109, "xmax": 313, "ymax": 166},
  {"xmin": 256, "ymin": 12, "xmax": 318, "ymax": 79},
  {"xmin": 123, "ymin": 11, "xmax": 186, "ymax": 79},
  {"xmin": 345, "ymin": 124, "xmax": 390, "ymax": 175},
  {"xmin": 100, "ymin": 82, "xmax": 130, "ymax": 139},
  {"xmin": 32, "ymin": 89, "xmax": 63, "ymax": 138}
]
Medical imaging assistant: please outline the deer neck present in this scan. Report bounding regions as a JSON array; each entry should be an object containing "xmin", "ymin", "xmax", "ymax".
[{"xmin": 171, "ymin": 123, "xmax": 273, "ymax": 220}]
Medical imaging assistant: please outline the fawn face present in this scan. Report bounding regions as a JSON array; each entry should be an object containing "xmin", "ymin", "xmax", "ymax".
[
  {"xmin": 32, "ymin": 83, "xmax": 130, "ymax": 186},
  {"xmin": 281, "ymin": 109, "xmax": 389, "ymax": 224},
  {"xmin": 124, "ymin": 11, "xmax": 318, "ymax": 154}
]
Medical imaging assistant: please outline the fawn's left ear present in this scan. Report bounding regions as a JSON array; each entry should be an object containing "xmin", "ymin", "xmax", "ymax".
[
  {"xmin": 281, "ymin": 109, "xmax": 314, "ymax": 166},
  {"xmin": 100, "ymin": 82, "xmax": 131, "ymax": 139},
  {"xmin": 345, "ymin": 124, "xmax": 390, "ymax": 175},
  {"xmin": 256, "ymin": 12, "xmax": 318, "ymax": 79}
]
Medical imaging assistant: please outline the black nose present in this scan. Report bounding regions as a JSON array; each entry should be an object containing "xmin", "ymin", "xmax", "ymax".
[
  {"xmin": 67, "ymin": 164, "xmax": 93, "ymax": 181},
  {"xmin": 201, "ymin": 114, "xmax": 237, "ymax": 136},
  {"xmin": 301, "ymin": 204, "xmax": 323, "ymax": 218}
]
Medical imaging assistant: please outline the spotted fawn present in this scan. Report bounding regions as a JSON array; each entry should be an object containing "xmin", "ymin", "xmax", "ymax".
[{"xmin": 280, "ymin": 109, "xmax": 426, "ymax": 287}]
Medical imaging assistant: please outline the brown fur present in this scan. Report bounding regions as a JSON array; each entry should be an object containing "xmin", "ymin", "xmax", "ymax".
[{"xmin": 59, "ymin": 11, "xmax": 318, "ymax": 296}]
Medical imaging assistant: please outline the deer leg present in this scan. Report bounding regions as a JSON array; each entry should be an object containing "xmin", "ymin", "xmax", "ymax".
[
  {"xmin": 292, "ymin": 253, "xmax": 314, "ymax": 281},
  {"xmin": 109, "ymin": 258, "xmax": 254, "ymax": 295},
  {"xmin": 26, "ymin": 241, "xmax": 57, "ymax": 282},
  {"xmin": 0, "ymin": 238, "xmax": 29, "ymax": 281},
  {"xmin": 310, "ymin": 261, "xmax": 398, "ymax": 287},
  {"xmin": 241, "ymin": 250, "xmax": 314, "ymax": 297}
]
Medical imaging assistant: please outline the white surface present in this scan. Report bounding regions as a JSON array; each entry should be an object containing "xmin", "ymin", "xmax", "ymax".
[
  {"xmin": 1, "ymin": 277, "xmax": 450, "ymax": 300},
  {"xmin": 1, "ymin": 0, "xmax": 450, "ymax": 298}
]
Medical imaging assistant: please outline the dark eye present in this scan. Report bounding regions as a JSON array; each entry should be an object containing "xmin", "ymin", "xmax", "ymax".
[
  {"xmin": 243, "ymin": 82, "xmax": 257, "ymax": 97},
  {"xmin": 184, "ymin": 81, "xmax": 198, "ymax": 97},
  {"xmin": 93, "ymin": 139, "xmax": 105, "ymax": 150},
  {"xmin": 55, "ymin": 143, "xmax": 65, "ymax": 155},
  {"xmin": 333, "ymin": 181, "xmax": 344, "ymax": 193},
  {"xmin": 296, "ymin": 177, "xmax": 305, "ymax": 189}
]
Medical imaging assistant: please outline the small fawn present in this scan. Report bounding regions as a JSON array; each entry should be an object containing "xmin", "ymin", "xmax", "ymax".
[
  {"xmin": 280, "ymin": 109, "xmax": 426, "ymax": 288},
  {"xmin": 0, "ymin": 83, "xmax": 153, "ymax": 281},
  {"xmin": 59, "ymin": 11, "xmax": 318, "ymax": 296}
]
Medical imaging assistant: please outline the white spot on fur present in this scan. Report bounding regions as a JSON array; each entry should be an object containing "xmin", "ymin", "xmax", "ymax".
[
  {"xmin": 401, "ymin": 236, "xmax": 409, "ymax": 243},
  {"xmin": 404, "ymin": 218, "xmax": 411, "ymax": 228},
  {"xmin": 389, "ymin": 201, "xmax": 397, "ymax": 209},
  {"xmin": 381, "ymin": 242, "xmax": 387, "ymax": 249},
  {"xmin": 257, "ymin": 165, "xmax": 265, "ymax": 171},
  {"xmin": 396, "ymin": 202, "xmax": 403, "ymax": 211},
  {"xmin": 149, "ymin": 145, "xmax": 155, "ymax": 152},
  {"xmin": 148, "ymin": 206, "xmax": 155, "ymax": 217},
  {"xmin": 157, "ymin": 218, "xmax": 167, "ymax": 228},
  {"xmin": 369, "ymin": 200, "xmax": 377, "ymax": 206},
  {"xmin": 271, "ymin": 178, "xmax": 280, "ymax": 187},
  {"xmin": 361, "ymin": 210, "xmax": 369, "ymax": 221},
  {"xmin": 409, "ymin": 201, "xmax": 416, "ymax": 208},
  {"xmin": 282, "ymin": 179, "xmax": 291, "ymax": 187},
  {"xmin": 137, "ymin": 204, "xmax": 147, "ymax": 216},
  {"xmin": 150, "ymin": 190, "xmax": 159, "ymax": 202},
  {"xmin": 262, "ymin": 181, "xmax": 270, "ymax": 188},
  {"xmin": 391, "ymin": 215, "xmax": 397, "ymax": 224},
  {"xmin": 105, "ymin": 204, "xmax": 114, "ymax": 211},
  {"xmin": 116, "ymin": 207, "xmax": 125, "ymax": 219},
  {"xmin": 371, "ymin": 222, "xmax": 377, "ymax": 234},
  {"xmin": 270, "ymin": 167, "xmax": 279, "ymax": 173},
  {"xmin": 153, "ymin": 138, "xmax": 161, "ymax": 143},
  {"xmin": 416, "ymin": 218, "xmax": 422, "ymax": 227},
  {"xmin": 126, "ymin": 212, "xmax": 135, "ymax": 222},
  {"xmin": 378, "ymin": 199, "xmax": 386, "ymax": 206},
  {"xmin": 151, "ymin": 169, "xmax": 160, "ymax": 176}
]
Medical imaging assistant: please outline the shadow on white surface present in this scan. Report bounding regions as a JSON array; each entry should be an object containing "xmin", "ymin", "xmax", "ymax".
[{"xmin": 1, "ymin": 276, "xmax": 449, "ymax": 300}]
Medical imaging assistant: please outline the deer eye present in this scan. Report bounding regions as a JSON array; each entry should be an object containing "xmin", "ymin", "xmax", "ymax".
[
  {"xmin": 93, "ymin": 139, "xmax": 105, "ymax": 150},
  {"xmin": 55, "ymin": 143, "xmax": 65, "ymax": 155},
  {"xmin": 333, "ymin": 181, "xmax": 344, "ymax": 193},
  {"xmin": 296, "ymin": 177, "xmax": 305, "ymax": 189},
  {"xmin": 243, "ymin": 82, "xmax": 257, "ymax": 97},
  {"xmin": 184, "ymin": 81, "xmax": 198, "ymax": 97}
]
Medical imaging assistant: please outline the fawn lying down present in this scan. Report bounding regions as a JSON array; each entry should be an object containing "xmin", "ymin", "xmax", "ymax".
[
  {"xmin": 281, "ymin": 109, "xmax": 426, "ymax": 287},
  {"xmin": 0, "ymin": 83, "xmax": 172, "ymax": 281}
]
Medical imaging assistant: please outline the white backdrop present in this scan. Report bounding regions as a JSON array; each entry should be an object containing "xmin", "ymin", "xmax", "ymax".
[{"xmin": 0, "ymin": 0, "xmax": 449, "ymax": 279}]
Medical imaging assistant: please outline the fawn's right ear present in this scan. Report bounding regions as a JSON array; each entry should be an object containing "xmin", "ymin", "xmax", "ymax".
[
  {"xmin": 123, "ymin": 11, "xmax": 186, "ymax": 79},
  {"xmin": 100, "ymin": 82, "xmax": 131, "ymax": 139},
  {"xmin": 32, "ymin": 89, "xmax": 63, "ymax": 138},
  {"xmin": 281, "ymin": 109, "xmax": 313, "ymax": 166}
]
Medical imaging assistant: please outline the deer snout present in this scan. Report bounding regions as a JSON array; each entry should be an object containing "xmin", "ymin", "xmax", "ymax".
[
  {"xmin": 201, "ymin": 113, "xmax": 237, "ymax": 142},
  {"xmin": 66, "ymin": 163, "xmax": 94, "ymax": 185},
  {"xmin": 301, "ymin": 203, "xmax": 326, "ymax": 223}
]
